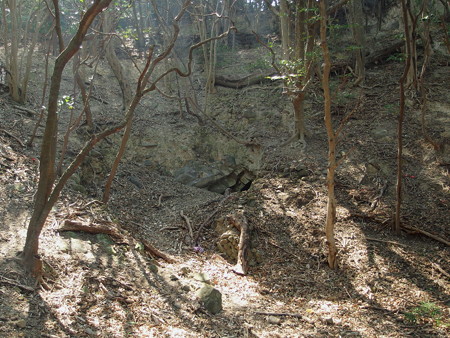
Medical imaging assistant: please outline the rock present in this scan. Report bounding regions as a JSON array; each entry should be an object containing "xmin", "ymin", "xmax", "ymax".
[
  {"xmin": 84, "ymin": 327, "xmax": 96, "ymax": 335},
  {"xmin": 129, "ymin": 176, "xmax": 144, "ymax": 189},
  {"xmin": 323, "ymin": 316, "xmax": 340, "ymax": 325},
  {"xmin": 179, "ymin": 266, "xmax": 192, "ymax": 276},
  {"xmin": 243, "ymin": 109, "xmax": 257, "ymax": 120},
  {"xmin": 267, "ymin": 316, "xmax": 282, "ymax": 325},
  {"xmin": 217, "ymin": 230, "xmax": 239, "ymax": 260},
  {"xmin": 196, "ymin": 284, "xmax": 223, "ymax": 314},
  {"xmin": 148, "ymin": 264, "xmax": 158, "ymax": 273},
  {"xmin": 174, "ymin": 160, "xmax": 255, "ymax": 194},
  {"xmin": 181, "ymin": 285, "xmax": 191, "ymax": 292},
  {"xmin": 70, "ymin": 183, "xmax": 87, "ymax": 194},
  {"xmin": 70, "ymin": 238, "xmax": 90, "ymax": 254},
  {"xmin": 192, "ymin": 272, "xmax": 210, "ymax": 283},
  {"xmin": 96, "ymin": 234, "xmax": 114, "ymax": 246},
  {"xmin": 13, "ymin": 319, "xmax": 26, "ymax": 328}
]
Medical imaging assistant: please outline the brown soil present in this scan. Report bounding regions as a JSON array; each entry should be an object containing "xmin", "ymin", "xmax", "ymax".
[{"xmin": 0, "ymin": 41, "xmax": 449, "ymax": 337}]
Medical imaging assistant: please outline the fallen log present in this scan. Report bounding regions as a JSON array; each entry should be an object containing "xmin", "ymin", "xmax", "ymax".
[
  {"xmin": 58, "ymin": 219, "xmax": 122, "ymax": 238},
  {"xmin": 331, "ymin": 40, "xmax": 405, "ymax": 74},
  {"xmin": 365, "ymin": 40, "xmax": 404, "ymax": 65},
  {"xmin": 215, "ymin": 40, "xmax": 405, "ymax": 87},
  {"xmin": 215, "ymin": 72, "xmax": 276, "ymax": 89},
  {"xmin": 58, "ymin": 219, "xmax": 176, "ymax": 263},
  {"xmin": 229, "ymin": 211, "xmax": 250, "ymax": 276}
]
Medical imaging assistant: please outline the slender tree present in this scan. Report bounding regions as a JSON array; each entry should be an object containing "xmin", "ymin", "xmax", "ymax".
[
  {"xmin": 20, "ymin": 0, "xmax": 114, "ymax": 276},
  {"xmin": 394, "ymin": 0, "xmax": 415, "ymax": 235},
  {"xmin": 319, "ymin": 0, "xmax": 338, "ymax": 269},
  {"xmin": 348, "ymin": 0, "xmax": 365, "ymax": 85},
  {"xmin": 1, "ymin": 0, "xmax": 45, "ymax": 103},
  {"xmin": 263, "ymin": 0, "xmax": 319, "ymax": 145}
]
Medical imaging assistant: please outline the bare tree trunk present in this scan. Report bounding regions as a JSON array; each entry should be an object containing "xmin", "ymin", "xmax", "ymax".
[
  {"xmin": 20, "ymin": 6, "xmax": 46, "ymax": 103},
  {"xmin": 28, "ymin": 36, "xmax": 52, "ymax": 147},
  {"xmin": 102, "ymin": 117, "xmax": 133, "ymax": 203},
  {"xmin": 293, "ymin": 91, "xmax": 306, "ymax": 142},
  {"xmin": 417, "ymin": 1, "xmax": 439, "ymax": 150},
  {"xmin": 294, "ymin": 0, "xmax": 306, "ymax": 60},
  {"xmin": 403, "ymin": 0, "xmax": 423, "ymax": 89},
  {"xmin": 6, "ymin": 0, "xmax": 20, "ymax": 102},
  {"xmin": 320, "ymin": 0, "xmax": 338, "ymax": 269},
  {"xmin": 57, "ymin": 57, "xmax": 101, "ymax": 176},
  {"xmin": 280, "ymin": 0, "xmax": 290, "ymax": 58},
  {"xmin": 349, "ymin": 0, "xmax": 365, "ymax": 86},
  {"xmin": 281, "ymin": 0, "xmax": 317, "ymax": 144},
  {"xmin": 104, "ymin": 11, "xmax": 133, "ymax": 111},
  {"xmin": 52, "ymin": 0, "xmax": 65, "ymax": 52},
  {"xmin": 132, "ymin": 0, "xmax": 146, "ymax": 55},
  {"xmin": 394, "ymin": 0, "xmax": 414, "ymax": 235},
  {"xmin": 205, "ymin": 21, "xmax": 218, "ymax": 94},
  {"xmin": 20, "ymin": 0, "xmax": 113, "ymax": 275},
  {"xmin": 73, "ymin": 52, "xmax": 94, "ymax": 129}
]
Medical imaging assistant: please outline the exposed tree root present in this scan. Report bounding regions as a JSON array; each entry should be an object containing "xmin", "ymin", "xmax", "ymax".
[
  {"xmin": 229, "ymin": 211, "xmax": 250, "ymax": 276},
  {"xmin": 401, "ymin": 224, "xmax": 450, "ymax": 247},
  {"xmin": 58, "ymin": 219, "xmax": 176, "ymax": 263}
]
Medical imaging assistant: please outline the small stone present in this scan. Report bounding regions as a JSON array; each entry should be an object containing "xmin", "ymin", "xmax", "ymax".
[
  {"xmin": 148, "ymin": 264, "xmax": 158, "ymax": 273},
  {"xmin": 267, "ymin": 316, "xmax": 282, "ymax": 325},
  {"xmin": 129, "ymin": 176, "xmax": 144, "ymax": 189},
  {"xmin": 15, "ymin": 319, "xmax": 26, "ymax": 328},
  {"xmin": 169, "ymin": 274, "xmax": 178, "ymax": 281},
  {"xmin": 84, "ymin": 327, "xmax": 96, "ymax": 335},
  {"xmin": 323, "ymin": 316, "xmax": 335, "ymax": 325},
  {"xmin": 196, "ymin": 284, "xmax": 222, "ymax": 314},
  {"xmin": 192, "ymin": 272, "xmax": 210, "ymax": 283},
  {"xmin": 181, "ymin": 285, "xmax": 191, "ymax": 292},
  {"xmin": 179, "ymin": 266, "xmax": 191, "ymax": 276}
]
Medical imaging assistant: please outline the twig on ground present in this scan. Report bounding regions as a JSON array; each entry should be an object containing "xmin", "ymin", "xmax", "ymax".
[
  {"xmin": 180, "ymin": 210, "xmax": 194, "ymax": 241},
  {"xmin": 401, "ymin": 224, "xmax": 450, "ymax": 246},
  {"xmin": 0, "ymin": 275, "xmax": 35, "ymax": 292},
  {"xmin": 194, "ymin": 193, "xmax": 235, "ymax": 244},
  {"xmin": 254, "ymin": 311, "xmax": 302, "ymax": 318},
  {"xmin": 13, "ymin": 105, "xmax": 38, "ymax": 116},
  {"xmin": 0, "ymin": 129, "xmax": 24, "ymax": 147},
  {"xmin": 366, "ymin": 237, "xmax": 407, "ymax": 247},
  {"xmin": 82, "ymin": 199, "xmax": 104, "ymax": 209},
  {"xmin": 160, "ymin": 226, "xmax": 181, "ymax": 231},
  {"xmin": 138, "ymin": 238, "xmax": 176, "ymax": 263},
  {"xmin": 268, "ymin": 239, "xmax": 304, "ymax": 262},
  {"xmin": 432, "ymin": 263, "xmax": 450, "ymax": 279},
  {"xmin": 368, "ymin": 180, "xmax": 388, "ymax": 212}
]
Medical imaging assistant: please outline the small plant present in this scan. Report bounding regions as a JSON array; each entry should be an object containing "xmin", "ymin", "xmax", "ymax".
[
  {"xmin": 383, "ymin": 103, "xmax": 396, "ymax": 113},
  {"xmin": 404, "ymin": 302, "xmax": 448, "ymax": 327},
  {"xmin": 387, "ymin": 53, "xmax": 406, "ymax": 62},
  {"xmin": 245, "ymin": 57, "xmax": 269, "ymax": 72},
  {"xmin": 58, "ymin": 94, "xmax": 75, "ymax": 112},
  {"xmin": 345, "ymin": 45, "xmax": 363, "ymax": 52}
]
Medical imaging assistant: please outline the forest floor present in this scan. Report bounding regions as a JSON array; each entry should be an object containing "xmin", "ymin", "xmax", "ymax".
[{"xmin": 1, "ymin": 37, "xmax": 450, "ymax": 337}]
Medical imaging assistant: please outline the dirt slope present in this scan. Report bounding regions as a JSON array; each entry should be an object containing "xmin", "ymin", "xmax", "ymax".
[{"xmin": 0, "ymin": 42, "xmax": 449, "ymax": 337}]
